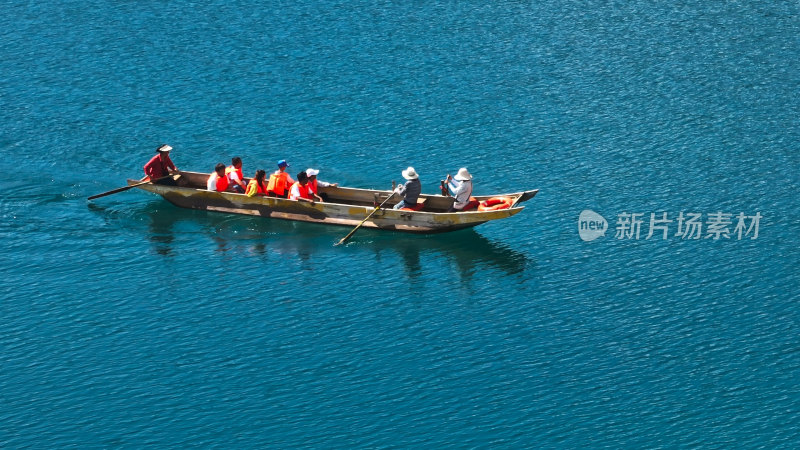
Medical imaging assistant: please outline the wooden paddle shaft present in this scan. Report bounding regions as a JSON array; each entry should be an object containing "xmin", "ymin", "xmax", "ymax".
[
  {"xmin": 335, "ymin": 191, "xmax": 396, "ymax": 246},
  {"xmin": 87, "ymin": 174, "xmax": 176, "ymax": 200}
]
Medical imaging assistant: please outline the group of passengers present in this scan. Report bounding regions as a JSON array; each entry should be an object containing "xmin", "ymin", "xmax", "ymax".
[
  {"xmin": 144, "ymin": 145, "xmax": 477, "ymax": 211},
  {"xmin": 207, "ymin": 158, "xmax": 338, "ymax": 203}
]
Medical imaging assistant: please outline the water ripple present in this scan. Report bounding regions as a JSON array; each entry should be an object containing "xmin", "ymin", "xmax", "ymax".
[{"xmin": 2, "ymin": 0, "xmax": 798, "ymax": 447}]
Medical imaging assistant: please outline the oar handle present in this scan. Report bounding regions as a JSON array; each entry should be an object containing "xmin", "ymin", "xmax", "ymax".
[{"xmin": 440, "ymin": 180, "xmax": 450, "ymax": 196}]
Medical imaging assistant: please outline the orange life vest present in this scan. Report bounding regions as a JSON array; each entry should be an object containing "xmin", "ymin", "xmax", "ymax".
[
  {"xmin": 267, "ymin": 171, "xmax": 290, "ymax": 195},
  {"xmin": 216, "ymin": 174, "xmax": 230, "ymax": 192},
  {"xmin": 289, "ymin": 181, "xmax": 312, "ymax": 200},
  {"xmin": 308, "ymin": 179, "xmax": 318, "ymax": 195}
]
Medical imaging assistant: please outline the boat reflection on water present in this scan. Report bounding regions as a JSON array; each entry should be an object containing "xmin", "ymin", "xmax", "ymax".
[
  {"xmin": 88, "ymin": 201, "xmax": 180, "ymax": 256},
  {"xmin": 365, "ymin": 231, "xmax": 529, "ymax": 279},
  {"xmin": 90, "ymin": 200, "xmax": 531, "ymax": 279},
  {"xmin": 146, "ymin": 206, "xmax": 180, "ymax": 257}
]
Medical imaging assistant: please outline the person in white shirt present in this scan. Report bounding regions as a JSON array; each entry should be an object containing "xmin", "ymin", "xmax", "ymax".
[
  {"xmin": 225, "ymin": 156, "xmax": 247, "ymax": 193},
  {"xmin": 446, "ymin": 168, "xmax": 478, "ymax": 212},
  {"xmin": 288, "ymin": 171, "xmax": 315, "ymax": 203},
  {"xmin": 207, "ymin": 163, "xmax": 229, "ymax": 192}
]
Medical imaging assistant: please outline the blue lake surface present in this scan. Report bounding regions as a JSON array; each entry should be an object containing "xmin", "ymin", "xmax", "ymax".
[{"xmin": 2, "ymin": 1, "xmax": 798, "ymax": 447}]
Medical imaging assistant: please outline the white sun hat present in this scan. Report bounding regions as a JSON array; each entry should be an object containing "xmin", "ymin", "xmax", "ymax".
[
  {"xmin": 157, "ymin": 144, "xmax": 172, "ymax": 153},
  {"xmin": 402, "ymin": 166, "xmax": 419, "ymax": 180},
  {"xmin": 454, "ymin": 168, "xmax": 472, "ymax": 181},
  {"xmin": 306, "ymin": 168, "xmax": 320, "ymax": 177}
]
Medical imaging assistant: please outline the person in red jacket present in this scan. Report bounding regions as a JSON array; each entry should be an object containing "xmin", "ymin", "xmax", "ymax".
[{"xmin": 143, "ymin": 144, "xmax": 179, "ymax": 184}]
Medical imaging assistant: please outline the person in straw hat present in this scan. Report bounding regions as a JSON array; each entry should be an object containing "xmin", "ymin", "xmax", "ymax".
[
  {"xmin": 445, "ymin": 167, "xmax": 479, "ymax": 212},
  {"xmin": 143, "ymin": 144, "xmax": 179, "ymax": 185},
  {"xmin": 393, "ymin": 166, "xmax": 423, "ymax": 210}
]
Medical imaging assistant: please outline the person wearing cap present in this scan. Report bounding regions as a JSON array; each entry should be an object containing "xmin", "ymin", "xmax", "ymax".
[
  {"xmin": 267, "ymin": 159, "xmax": 295, "ymax": 198},
  {"xmin": 289, "ymin": 171, "xmax": 315, "ymax": 203},
  {"xmin": 207, "ymin": 163, "xmax": 230, "ymax": 192},
  {"xmin": 143, "ymin": 144, "xmax": 179, "ymax": 185},
  {"xmin": 393, "ymin": 166, "xmax": 422, "ymax": 210},
  {"xmin": 225, "ymin": 156, "xmax": 247, "ymax": 193},
  {"xmin": 446, "ymin": 168, "xmax": 479, "ymax": 212},
  {"xmin": 305, "ymin": 168, "xmax": 338, "ymax": 202}
]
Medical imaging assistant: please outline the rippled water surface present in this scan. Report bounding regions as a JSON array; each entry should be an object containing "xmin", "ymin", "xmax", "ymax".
[{"xmin": 2, "ymin": 1, "xmax": 798, "ymax": 447}]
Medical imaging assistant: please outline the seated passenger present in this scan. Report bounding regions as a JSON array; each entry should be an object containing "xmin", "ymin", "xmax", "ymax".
[
  {"xmin": 267, "ymin": 160, "xmax": 295, "ymax": 198},
  {"xmin": 289, "ymin": 171, "xmax": 314, "ymax": 203},
  {"xmin": 446, "ymin": 168, "xmax": 479, "ymax": 212},
  {"xmin": 305, "ymin": 168, "xmax": 338, "ymax": 202},
  {"xmin": 207, "ymin": 163, "xmax": 230, "ymax": 192},
  {"xmin": 246, "ymin": 169, "xmax": 268, "ymax": 197},
  {"xmin": 225, "ymin": 156, "xmax": 247, "ymax": 193}
]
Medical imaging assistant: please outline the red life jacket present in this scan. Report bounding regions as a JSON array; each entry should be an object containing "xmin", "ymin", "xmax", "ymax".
[
  {"xmin": 289, "ymin": 181, "xmax": 311, "ymax": 200},
  {"xmin": 216, "ymin": 174, "xmax": 230, "ymax": 192}
]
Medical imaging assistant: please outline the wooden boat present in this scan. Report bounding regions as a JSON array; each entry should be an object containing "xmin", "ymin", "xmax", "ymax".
[{"xmin": 128, "ymin": 171, "xmax": 538, "ymax": 233}]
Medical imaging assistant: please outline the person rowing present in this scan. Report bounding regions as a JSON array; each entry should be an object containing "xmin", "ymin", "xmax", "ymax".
[
  {"xmin": 445, "ymin": 168, "xmax": 479, "ymax": 212},
  {"xmin": 393, "ymin": 166, "xmax": 422, "ymax": 210},
  {"xmin": 143, "ymin": 144, "xmax": 179, "ymax": 185}
]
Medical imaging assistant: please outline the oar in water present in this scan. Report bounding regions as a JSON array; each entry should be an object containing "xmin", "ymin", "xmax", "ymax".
[
  {"xmin": 335, "ymin": 191, "xmax": 396, "ymax": 246},
  {"xmin": 87, "ymin": 173, "xmax": 179, "ymax": 200}
]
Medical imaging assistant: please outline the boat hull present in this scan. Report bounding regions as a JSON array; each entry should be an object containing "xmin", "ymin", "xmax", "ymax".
[{"xmin": 128, "ymin": 173, "xmax": 537, "ymax": 233}]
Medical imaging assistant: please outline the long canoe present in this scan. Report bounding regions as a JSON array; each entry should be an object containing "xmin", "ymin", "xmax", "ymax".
[{"xmin": 128, "ymin": 171, "xmax": 538, "ymax": 233}]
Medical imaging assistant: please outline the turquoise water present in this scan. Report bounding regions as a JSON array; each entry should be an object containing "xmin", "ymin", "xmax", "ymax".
[{"xmin": 2, "ymin": 1, "xmax": 799, "ymax": 447}]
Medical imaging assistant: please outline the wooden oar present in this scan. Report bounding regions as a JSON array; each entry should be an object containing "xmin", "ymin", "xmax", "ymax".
[
  {"xmin": 440, "ymin": 178, "xmax": 453, "ymax": 197},
  {"xmin": 335, "ymin": 191, "xmax": 396, "ymax": 246},
  {"xmin": 87, "ymin": 173, "xmax": 177, "ymax": 200}
]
